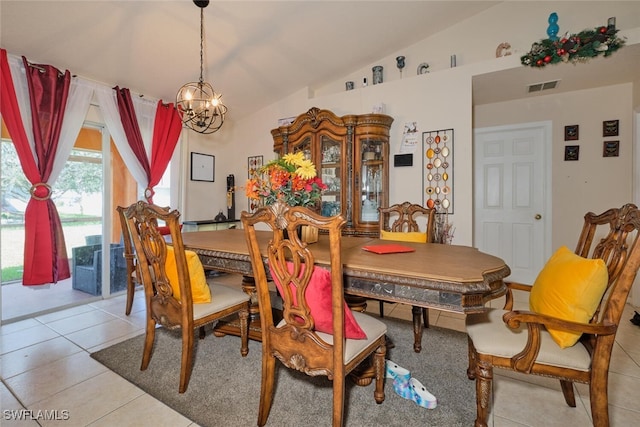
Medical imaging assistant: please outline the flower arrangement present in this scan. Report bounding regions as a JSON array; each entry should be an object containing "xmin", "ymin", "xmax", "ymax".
[
  {"xmin": 521, "ymin": 22, "xmax": 625, "ymax": 68},
  {"xmin": 245, "ymin": 152, "xmax": 327, "ymax": 207}
]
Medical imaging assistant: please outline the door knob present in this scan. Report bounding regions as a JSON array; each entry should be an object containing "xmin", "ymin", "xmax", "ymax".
[{"xmin": 535, "ymin": 214, "xmax": 542, "ymax": 220}]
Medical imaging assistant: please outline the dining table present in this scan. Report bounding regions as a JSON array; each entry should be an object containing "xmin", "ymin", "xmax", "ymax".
[{"xmin": 179, "ymin": 228, "xmax": 511, "ymax": 352}]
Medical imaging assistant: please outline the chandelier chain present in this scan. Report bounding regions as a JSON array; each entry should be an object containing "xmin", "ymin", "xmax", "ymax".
[{"xmin": 199, "ymin": 6, "xmax": 204, "ymax": 84}]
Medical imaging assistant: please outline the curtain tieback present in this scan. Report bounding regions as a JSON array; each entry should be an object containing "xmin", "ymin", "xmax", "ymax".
[
  {"xmin": 30, "ymin": 182, "xmax": 52, "ymax": 201},
  {"xmin": 144, "ymin": 187, "xmax": 155, "ymax": 201}
]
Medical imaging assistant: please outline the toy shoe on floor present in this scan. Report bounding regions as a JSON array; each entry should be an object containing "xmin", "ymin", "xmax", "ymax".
[
  {"xmin": 385, "ymin": 360, "xmax": 411, "ymax": 383},
  {"xmin": 393, "ymin": 377, "xmax": 437, "ymax": 409}
]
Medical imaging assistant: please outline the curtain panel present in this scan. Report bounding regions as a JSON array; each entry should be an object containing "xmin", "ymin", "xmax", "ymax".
[
  {"xmin": 0, "ymin": 49, "xmax": 93, "ymax": 285},
  {"xmin": 2, "ymin": 48, "xmax": 179, "ymax": 285},
  {"xmin": 112, "ymin": 87, "xmax": 181, "ymax": 203}
]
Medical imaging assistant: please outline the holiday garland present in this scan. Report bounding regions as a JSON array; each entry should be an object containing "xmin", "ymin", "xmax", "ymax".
[{"xmin": 521, "ymin": 23, "xmax": 625, "ymax": 68}]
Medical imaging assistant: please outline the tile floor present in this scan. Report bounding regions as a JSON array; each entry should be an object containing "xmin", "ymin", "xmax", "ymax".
[
  {"xmin": 2, "ymin": 278, "xmax": 98, "ymax": 323},
  {"xmin": 1, "ymin": 273, "xmax": 639, "ymax": 426}
]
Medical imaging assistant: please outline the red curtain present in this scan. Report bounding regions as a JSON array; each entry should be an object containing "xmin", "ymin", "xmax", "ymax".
[
  {"xmin": 149, "ymin": 102, "xmax": 182, "ymax": 192},
  {"xmin": 115, "ymin": 87, "xmax": 181, "ymax": 203},
  {"xmin": 0, "ymin": 50, "xmax": 71, "ymax": 285}
]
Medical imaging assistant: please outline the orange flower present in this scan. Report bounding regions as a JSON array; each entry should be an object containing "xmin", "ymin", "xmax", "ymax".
[
  {"xmin": 291, "ymin": 174, "xmax": 306, "ymax": 191},
  {"xmin": 269, "ymin": 168, "xmax": 289, "ymax": 190},
  {"xmin": 245, "ymin": 178, "xmax": 259, "ymax": 200}
]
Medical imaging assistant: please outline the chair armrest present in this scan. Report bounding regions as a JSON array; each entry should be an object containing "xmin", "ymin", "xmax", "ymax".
[
  {"xmin": 503, "ymin": 310, "xmax": 617, "ymax": 336},
  {"xmin": 501, "ymin": 309, "xmax": 617, "ymax": 371},
  {"xmin": 72, "ymin": 244, "xmax": 102, "ymax": 267},
  {"xmin": 505, "ymin": 281, "xmax": 533, "ymax": 292},
  {"xmin": 503, "ymin": 281, "xmax": 532, "ymax": 310}
]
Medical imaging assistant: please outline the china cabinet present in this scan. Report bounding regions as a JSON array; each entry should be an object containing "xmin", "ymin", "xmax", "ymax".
[{"xmin": 272, "ymin": 107, "xmax": 393, "ymax": 236}]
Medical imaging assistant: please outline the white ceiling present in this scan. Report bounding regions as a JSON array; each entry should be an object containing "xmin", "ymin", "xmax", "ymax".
[
  {"xmin": 0, "ymin": 0, "xmax": 499, "ymax": 119},
  {"xmin": 1, "ymin": 1, "xmax": 638, "ymax": 120}
]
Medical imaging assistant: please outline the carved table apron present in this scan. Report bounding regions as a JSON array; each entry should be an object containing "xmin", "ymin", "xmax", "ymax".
[{"xmin": 179, "ymin": 229, "xmax": 511, "ymax": 346}]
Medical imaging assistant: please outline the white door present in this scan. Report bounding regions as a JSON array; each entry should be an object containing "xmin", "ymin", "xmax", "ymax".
[{"xmin": 474, "ymin": 122, "xmax": 551, "ymax": 284}]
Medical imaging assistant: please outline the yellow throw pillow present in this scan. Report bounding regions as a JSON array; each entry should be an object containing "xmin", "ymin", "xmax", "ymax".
[
  {"xmin": 165, "ymin": 246, "xmax": 211, "ymax": 304},
  {"xmin": 380, "ymin": 230, "xmax": 427, "ymax": 243},
  {"xmin": 529, "ymin": 246, "xmax": 608, "ymax": 348}
]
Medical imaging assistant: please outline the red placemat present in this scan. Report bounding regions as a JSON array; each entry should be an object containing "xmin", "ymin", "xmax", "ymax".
[{"xmin": 361, "ymin": 244, "xmax": 416, "ymax": 254}]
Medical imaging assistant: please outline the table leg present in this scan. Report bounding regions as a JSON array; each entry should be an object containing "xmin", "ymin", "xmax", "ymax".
[{"xmin": 412, "ymin": 306, "xmax": 423, "ymax": 353}]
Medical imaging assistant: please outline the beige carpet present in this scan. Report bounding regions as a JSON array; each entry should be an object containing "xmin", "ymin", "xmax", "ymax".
[{"xmin": 91, "ymin": 317, "xmax": 475, "ymax": 426}]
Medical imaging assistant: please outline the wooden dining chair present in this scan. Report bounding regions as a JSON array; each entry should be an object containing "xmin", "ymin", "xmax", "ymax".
[
  {"xmin": 377, "ymin": 201, "xmax": 435, "ymax": 352},
  {"xmin": 116, "ymin": 206, "xmax": 139, "ymax": 316},
  {"xmin": 242, "ymin": 200, "xmax": 387, "ymax": 427},
  {"xmin": 119, "ymin": 201, "xmax": 250, "ymax": 393},
  {"xmin": 466, "ymin": 203, "xmax": 640, "ymax": 427}
]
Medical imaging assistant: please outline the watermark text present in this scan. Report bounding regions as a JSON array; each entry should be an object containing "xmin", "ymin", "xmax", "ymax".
[{"xmin": 3, "ymin": 409, "xmax": 70, "ymax": 421}]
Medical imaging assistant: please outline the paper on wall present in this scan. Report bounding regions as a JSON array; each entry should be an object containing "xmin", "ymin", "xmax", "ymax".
[{"xmin": 399, "ymin": 121, "xmax": 419, "ymax": 153}]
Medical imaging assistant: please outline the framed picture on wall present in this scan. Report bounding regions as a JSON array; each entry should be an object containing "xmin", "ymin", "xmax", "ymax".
[
  {"xmin": 603, "ymin": 120, "xmax": 619, "ymax": 137},
  {"xmin": 190, "ymin": 152, "xmax": 215, "ymax": 182},
  {"xmin": 564, "ymin": 145, "xmax": 579, "ymax": 161},
  {"xmin": 603, "ymin": 141, "xmax": 620, "ymax": 157},
  {"xmin": 564, "ymin": 125, "xmax": 579, "ymax": 141}
]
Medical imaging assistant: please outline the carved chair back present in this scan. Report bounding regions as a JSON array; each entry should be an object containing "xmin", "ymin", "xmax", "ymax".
[
  {"xmin": 378, "ymin": 201, "xmax": 435, "ymax": 242},
  {"xmin": 120, "ymin": 201, "xmax": 194, "ymax": 328},
  {"xmin": 574, "ymin": 203, "xmax": 640, "ymax": 350}
]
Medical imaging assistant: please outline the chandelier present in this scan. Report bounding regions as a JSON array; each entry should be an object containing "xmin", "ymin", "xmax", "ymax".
[{"xmin": 176, "ymin": 0, "xmax": 227, "ymax": 134}]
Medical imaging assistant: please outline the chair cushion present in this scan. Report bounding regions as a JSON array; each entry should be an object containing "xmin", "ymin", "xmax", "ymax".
[
  {"xmin": 278, "ymin": 311, "xmax": 386, "ymax": 364},
  {"xmin": 466, "ymin": 308, "xmax": 592, "ymax": 371},
  {"xmin": 192, "ymin": 282, "xmax": 248, "ymax": 320},
  {"xmin": 529, "ymin": 246, "xmax": 608, "ymax": 348},
  {"xmin": 380, "ymin": 230, "xmax": 427, "ymax": 243},
  {"xmin": 165, "ymin": 246, "xmax": 212, "ymax": 303},
  {"xmin": 270, "ymin": 262, "xmax": 367, "ymax": 339}
]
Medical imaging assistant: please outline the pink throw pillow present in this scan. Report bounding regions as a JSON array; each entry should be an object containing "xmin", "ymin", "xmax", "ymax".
[
  {"xmin": 156, "ymin": 224, "xmax": 183, "ymax": 235},
  {"xmin": 270, "ymin": 262, "xmax": 367, "ymax": 339}
]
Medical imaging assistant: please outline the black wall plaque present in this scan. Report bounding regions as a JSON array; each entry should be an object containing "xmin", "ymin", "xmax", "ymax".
[{"xmin": 394, "ymin": 153, "xmax": 413, "ymax": 167}]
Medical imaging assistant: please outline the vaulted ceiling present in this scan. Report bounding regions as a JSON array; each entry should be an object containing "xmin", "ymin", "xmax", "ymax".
[
  {"xmin": 2, "ymin": 1, "xmax": 638, "ymax": 121},
  {"xmin": 1, "ymin": 1, "xmax": 499, "ymax": 119}
]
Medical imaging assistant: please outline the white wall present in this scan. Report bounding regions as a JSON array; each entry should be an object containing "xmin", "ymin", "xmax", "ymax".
[
  {"xmin": 475, "ymin": 83, "xmax": 633, "ymax": 250},
  {"xmin": 315, "ymin": 2, "xmax": 640, "ymax": 97},
  {"xmin": 182, "ymin": 1, "xmax": 640, "ymax": 249},
  {"xmin": 184, "ymin": 69, "xmax": 476, "ymax": 244}
]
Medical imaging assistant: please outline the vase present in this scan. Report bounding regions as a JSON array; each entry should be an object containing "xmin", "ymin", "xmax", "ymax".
[{"xmin": 372, "ymin": 66, "xmax": 383, "ymax": 85}]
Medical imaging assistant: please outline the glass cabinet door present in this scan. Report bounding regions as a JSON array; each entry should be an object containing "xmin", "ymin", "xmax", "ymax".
[
  {"xmin": 292, "ymin": 135, "xmax": 312, "ymax": 160},
  {"xmin": 320, "ymin": 135, "xmax": 343, "ymax": 217},
  {"xmin": 358, "ymin": 138, "xmax": 385, "ymax": 223}
]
